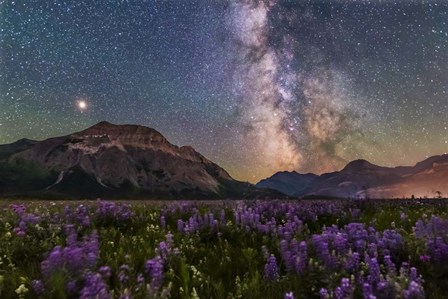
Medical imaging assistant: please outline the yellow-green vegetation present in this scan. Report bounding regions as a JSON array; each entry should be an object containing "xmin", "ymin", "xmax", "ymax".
[{"xmin": 0, "ymin": 199, "xmax": 447, "ymax": 298}]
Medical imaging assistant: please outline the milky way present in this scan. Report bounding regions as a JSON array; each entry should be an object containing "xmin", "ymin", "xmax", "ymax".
[
  {"xmin": 230, "ymin": 0, "xmax": 301, "ymax": 175},
  {"xmin": 1, "ymin": 0, "xmax": 447, "ymax": 182},
  {"xmin": 229, "ymin": 0, "xmax": 376, "ymax": 177}
]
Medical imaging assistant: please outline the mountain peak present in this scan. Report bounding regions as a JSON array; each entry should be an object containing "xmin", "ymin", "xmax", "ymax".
[
  {"xmin": 256, "ymin": 171, "xmax": 318, "ymax": 197},
  {"xmin": 341, "ymin": 159, "xmax": 381, "ymax": 173},
  {"xmin": 76, "ymin": 121, "xmax": 167, "ymax": 146},
  {"xmin": 14, "ymin": 138, "xmax": 37, "ymax": 145},
  {"xmin": 91, "ymin": 120, "xmax": 112, "ymax": 127},
  {"xmin": 1, "ymin": 122, "xmax": 258, "ymax": 199},
  {"xmin": 83, "ymin": 121, "xmax": 160, "ymax": 133}
]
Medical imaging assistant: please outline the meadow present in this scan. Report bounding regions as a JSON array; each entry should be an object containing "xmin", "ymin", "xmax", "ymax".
[{"xmin": 0, "ymin": 199, "xmax": 447, "ymax": 299}]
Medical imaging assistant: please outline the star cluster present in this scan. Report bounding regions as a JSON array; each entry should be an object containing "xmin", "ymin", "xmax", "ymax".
[{"xmin": 1, "ymin": 0, "xmax": 447, "ymax": 182}]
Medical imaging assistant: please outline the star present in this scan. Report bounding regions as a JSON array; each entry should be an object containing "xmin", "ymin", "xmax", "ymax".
[{"xmin": 0, "ymin": 0, "xmax": 447, "ymax": 183}]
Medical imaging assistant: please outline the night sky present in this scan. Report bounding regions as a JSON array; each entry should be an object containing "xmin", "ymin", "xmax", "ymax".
[{"xmin": 1, "ymin": 0, "xmax": 447, "ymax": 182}]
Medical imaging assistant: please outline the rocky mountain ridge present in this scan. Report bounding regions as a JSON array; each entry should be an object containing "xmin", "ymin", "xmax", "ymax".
[
  {"xmin": 257, "ymin": 155, "xmax": 448, "ymax": 199},
  {"xmin": 0, "ymin": 121, "xmax": 276, "ymax": 199}
]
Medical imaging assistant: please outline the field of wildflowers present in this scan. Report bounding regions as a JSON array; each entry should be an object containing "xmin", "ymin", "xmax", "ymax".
[{"xmin": 0, "ymin": 199, "xmax": 447, "ymax": 299}]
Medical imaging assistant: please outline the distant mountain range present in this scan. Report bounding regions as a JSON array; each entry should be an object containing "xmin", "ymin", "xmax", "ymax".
[
  {"xmin": 257, "ymin": 156, "xmax": 448, "ymax": 199},
  {"xmin": 1, "ymin": 121, "xmax": 446, "ymax": 199},
  {"xmin": 0, "ymin": 121, "xmax": 280, "ymax": 199}
]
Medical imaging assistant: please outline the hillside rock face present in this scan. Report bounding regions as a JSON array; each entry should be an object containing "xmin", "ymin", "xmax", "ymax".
[
  {"xmin": 0, "ymin": 121, "xmax": 263, "ymax": 198},
  {"xmin": 257, "ymin": 155, "xmax": 448, "ymax": 199},
  {"xmin": 256, "ymin": 172, "xmax": 318, "ymax": 197},
  {"xmin": 0, "ymin": 138, "xmax": 37, "ymax": 160}
]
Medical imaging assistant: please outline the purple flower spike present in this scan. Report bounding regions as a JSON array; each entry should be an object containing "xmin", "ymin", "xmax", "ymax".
[
  {"xmin": 419, "ymin": 255, "xmax": 430, "ymax": 262},
  {"xmin": 99, "ymin": 266, "xmax": 112, "ymax": 278},
  {"xmin": 403, "ymin": 281, "xmax": 425, "ymax": 299},
  {"xmin": 264, "ymin": 255, "xmax": 279, "ymax": 280},
  {"xmin": 80, "ymin": 272, "xmax": 111, "ymax": 299},
  {"xmin": 145, "ymin": 256, "xmax": 164, "ymax": 290},
  {"xmin": 319, "ymin": 288, "xmax": 329, "ymax": 299},
  {"xmin": 31, "ymin": 280, "xmax": 44, "ymax": 295},
  {"xmin": 284, "ymin": 291, "xmax": 295, "ymax": 299}
]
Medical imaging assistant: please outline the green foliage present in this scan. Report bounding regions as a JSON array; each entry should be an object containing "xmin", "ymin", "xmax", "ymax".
[{"xmin": 0, "ymin": 199, "xmax": 447, "ymax": 298}]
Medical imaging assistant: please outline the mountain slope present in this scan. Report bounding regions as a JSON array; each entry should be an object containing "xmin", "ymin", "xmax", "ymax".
[
  {"xmin": 0, "ymin": 138, "xmax": 37, "ymax": 160},
  {"xmin": 257, "ymin": 155, "xmax": 448, "ymax": 199},
  {"xmin": 256, "ymin": 171, "xmax": 318, "ymax": 196},
  {"xmin": 367, "ymin": 155, "xmax": 448, "ymax": 198},
  {"xmin": 0, "ymin": 121, "xmax": 274, "ymax": 199}
]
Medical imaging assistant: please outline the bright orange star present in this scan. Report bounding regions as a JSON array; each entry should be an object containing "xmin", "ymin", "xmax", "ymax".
[{"xmin": 77, "ymin": 100, "xmax": 88, "ymax": 111}]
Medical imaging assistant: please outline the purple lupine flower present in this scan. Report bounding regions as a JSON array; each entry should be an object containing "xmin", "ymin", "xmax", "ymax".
[
  {"xmin": 419, "ymin": 255, "xmax": 430, "ymax": 262},
  {"xmin": 41, "ymin": 246, "xmax": 63, "ymax": 277},
  {"xmin": 177, "ymin": 219, "xmax": 184, "ymax": 233},
  {"xmin": 118, "ymin": 264, "xmax": 130, "ymax": 284},
  {"xmin": 284, "ymin": 291, "xmax": 295, "ymax": 299},
  {"xmin": 158, "ymin": 241, "xmax": 169, "ymax": 260},
  {"xmin": 95, "ymin": 201, "xmax": 133, "ymax": 224},
  {"xmin": 334, "ymin": 233, "xmax": 348, "ymax": 254},
  {"xmin": 220, "ymin": 209, "xmax": 226, "ymax": 224},
  {"xmin": 290, "ymin": 239, "xmax": 299, "ymax": 253},
  {"xmin": 80, "ymin": 272, "xmax": 111, "ymax": 299},
  {"xmin": 400, "ymin": 212, "xmax": 407, "ymax": 221},
  {"xmin": 160, "ymin": 216, "xmax": 166, "ymax": 229},
  {"xmin": 333, "ymin": 277, "xmax": 352, "ymax": 299},
  {"xmin": 367, "ymin": 243, "xmax": 378, "ymax": 258},
  {"xmin": 145, "ymin": 256, "xmax": 164, "ymax": 290},
  {"xmin": 66, "ymin": 280, "xmax": 77, "ymax": 295},
  {"xmin": 368, "ymin": 258, "xmax": 382, "ymax": 286},
  {"xmin": 312, "ymin": 235, "xmax": 335, "ymax": 269},
  {"xmin": 31, "ymin": 280, "xmax": 44, "ymax": 295},
  {"xmin": 409, "ymin": 267, "xmax": 419, "ymax": 282},
  {"xmin": 264, "ymin": 255, "xmax": 279, "ymax": 280},
  {"xmin": 334, "ymin": 287, "xmax": 344, "ymax": 299},
  {"xmin": 403, "ymin": 281, "xmax": 425, "ymax": 299},
  {"xmin": 380, "ymin": 229, "xmax": 404, "ymax": 253},
  {"xmin": 362, "ymin": 282, "xmax": 374, "ymax": 299},
  {"xmin": 383, "ymin": 255, "xmax": 396, "ymax": 276},
  {"xmin": 400, "ymin": 262, "xmax": 409, "ymax": 278},
  {"xmin": 279, "ymin": 239, "xmax": 294, "ymax": 272},
  {"xmin": 427, "ymin": 237, "xmax": 448, "ymax": 264},
  {"xmin": 99, "ymin": 266, "xmax": 112, "ymax": 278},
  {"xmin": 345, "ymin": 251, "xmax": 360, "ymax": 272},
  {"xmin": 282, "ymin": 250, "xmax": 294, "ymax": 272},
  {"xmin": 13, "ymin": 227, "xmax": 25, "ymax": 237},
  {"xmin": 284, "ymin": 231, "xmax": 292, "ymax": 241},
  {"xmin": 165, "ymin": 232, "xmax": 174, "ymax": 246},
  {"xmin": 280, "ymin": 239, "xmax": 288, "ymax": 252},
  {"xmin": 319, "ymin": 288, "xmax": 329, "ymax": 299},
  {"xmin": 10, "ymin": 203, "xmax": 26, "ymax": 216},
  {"xmin": 137, "ymin": 273, "xmax": 145, "ymax": 285},
  {"xmin": 295, "ymin": 241, "xmax": 308, "ymax": 274},
  {"xmin": 65, "ymin": 224, "xmax": 78, "ymax": 247},
  {"xmin": 41, "ymin": 229, "xmax": 99, "ymax": 278},
  {"xmin": 65, "ymin": 247, "xmax": 84, "ymax": 272},
  {"xmin": 375, "ymin": 281, "xmax": 396, "ymax": 298}
]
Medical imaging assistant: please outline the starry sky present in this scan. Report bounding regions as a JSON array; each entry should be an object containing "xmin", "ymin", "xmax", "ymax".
[{"xmin": 1, "ymin": 0, "xmax": 447, "ymax": 183}]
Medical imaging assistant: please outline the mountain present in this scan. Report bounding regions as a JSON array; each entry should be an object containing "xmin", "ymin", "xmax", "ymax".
[
  {"xmin": 256, "ymin": 171, "xmax": 318, "ymax": 196},
  {"xmin": 0, "ymin": 138, "xmax": 37, "ymax": 160},
  {"xmin": 366, "ymin": 155, "xmax": 448, "ymax": 199},
  {"xmin": 256, "ymin": 155, "xmax": 448, "ymax": 199},
  {"xmin": 0, "ymin": 121, "xmax": 279, "ymax": 199}
]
